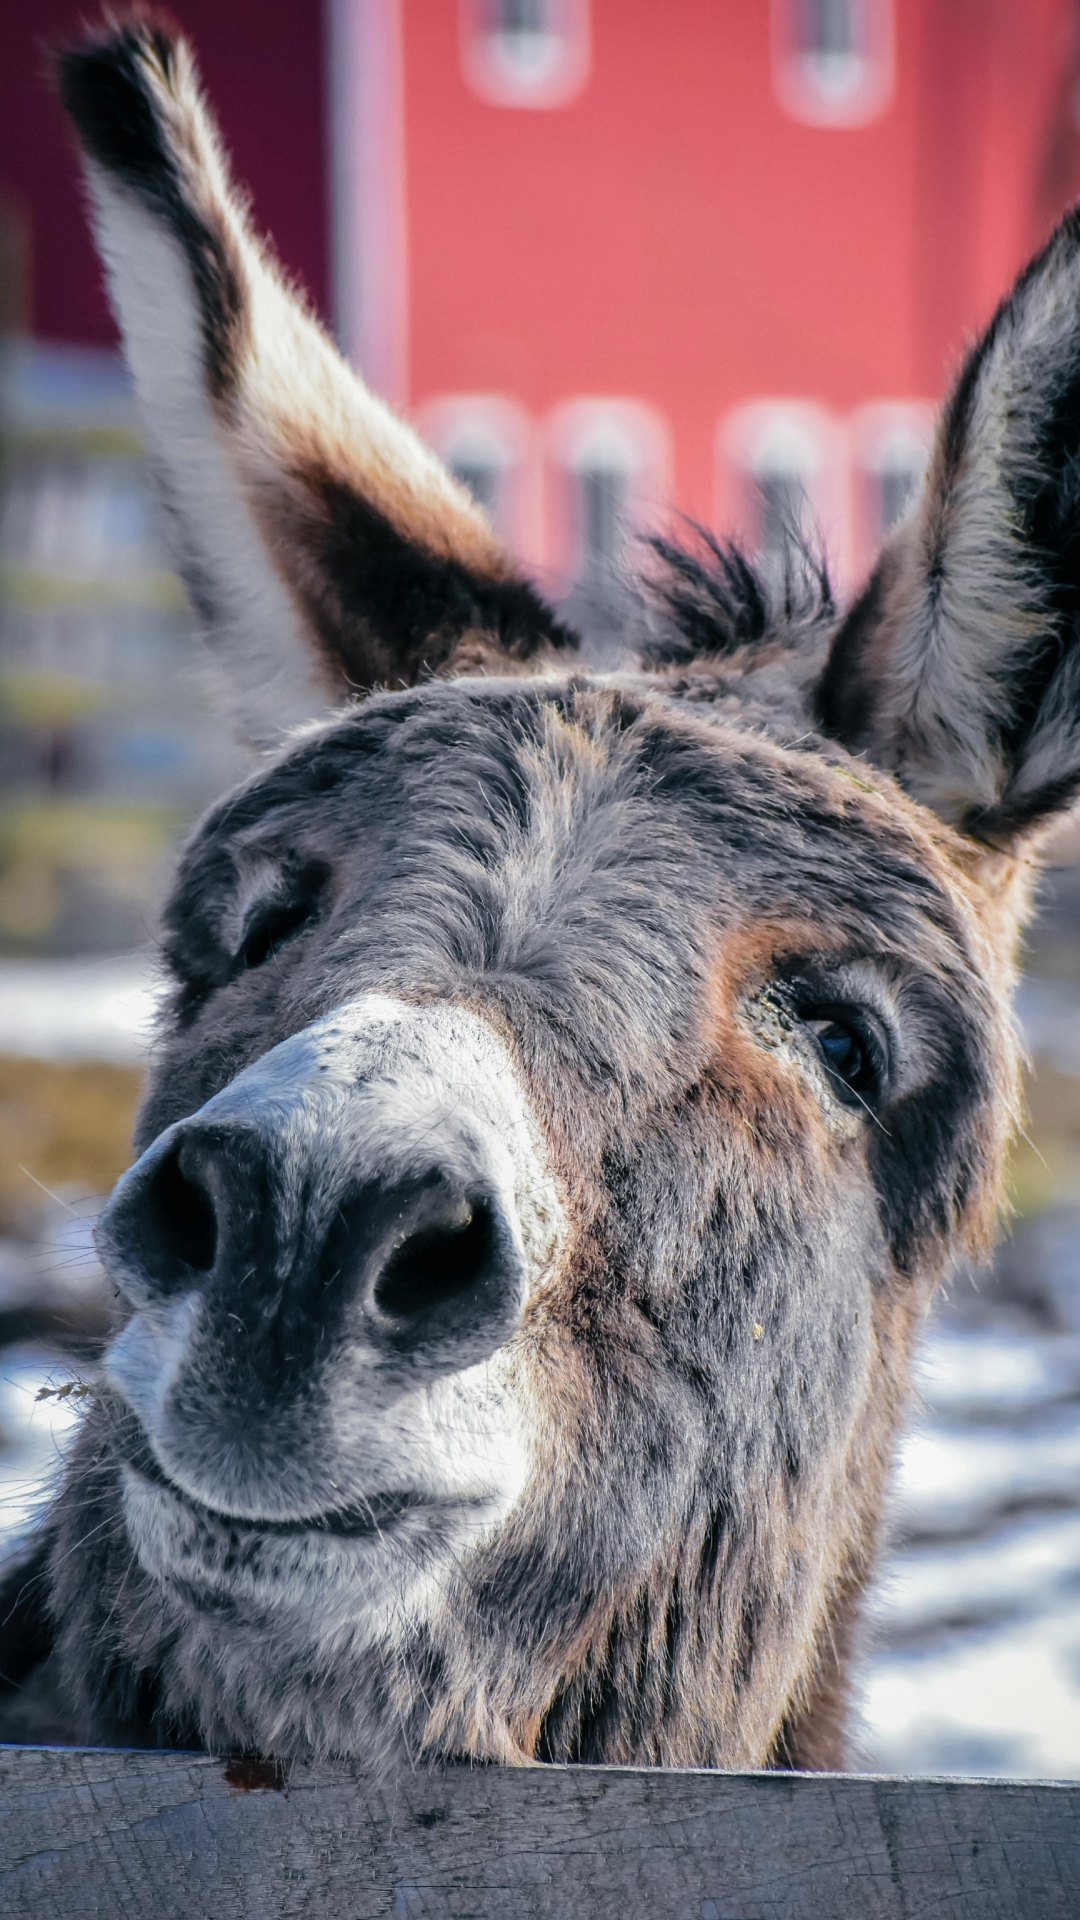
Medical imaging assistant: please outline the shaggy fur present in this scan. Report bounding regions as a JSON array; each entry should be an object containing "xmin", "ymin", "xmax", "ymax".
[{"xmin": 1, "ymin": 15, "xmax": 1077, "ymax": 1772}]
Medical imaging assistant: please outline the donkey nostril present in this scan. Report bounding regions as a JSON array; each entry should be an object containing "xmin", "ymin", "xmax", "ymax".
[
  {"xmin": 143, "ymin": 1142, "xmax": 218, "ymax": 1278},
  {"xmin": 373, "ymin": 1199, "xmax": 496, "ymax": 1322}
]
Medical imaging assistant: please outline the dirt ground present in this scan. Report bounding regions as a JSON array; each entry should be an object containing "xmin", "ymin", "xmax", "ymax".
[{"xmin": 0, "ymin": 1054, "xmax": 143, "ymax": 1237}]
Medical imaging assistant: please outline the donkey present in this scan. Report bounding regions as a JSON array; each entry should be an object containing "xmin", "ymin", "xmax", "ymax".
[{"xmin": 1, "ymin": 15, "xmax": 1077, "ymax": 1770}]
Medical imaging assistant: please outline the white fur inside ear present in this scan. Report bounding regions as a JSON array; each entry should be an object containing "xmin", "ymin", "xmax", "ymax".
[
  {"xmin": 870, "ymin": 226, "xmax": 1080, "ymax": 833},
  {"xmin": 84, "ymin": 164, "xmax": 335, "ymax": 746}
]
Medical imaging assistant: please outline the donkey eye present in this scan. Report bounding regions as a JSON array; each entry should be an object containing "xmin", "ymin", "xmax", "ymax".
[
  {"xmin": 238, "ymin": 895, "xmax": 319, "ymax": 972},
  {"xmin": 804, "ymin": 1012, "xmax": 886, "ymax": 1106}
]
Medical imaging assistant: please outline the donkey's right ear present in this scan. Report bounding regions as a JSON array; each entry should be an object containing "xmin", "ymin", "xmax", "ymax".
[
  {"xmin": 817, "ymin": 203, "xmax": 1080, "ymax": 853},
  {"xmin": 57, "ymin": 18, "xmax": 575, "ymax": 746}
]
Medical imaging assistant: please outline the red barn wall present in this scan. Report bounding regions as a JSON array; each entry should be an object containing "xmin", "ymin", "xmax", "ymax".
[
  {"xmin": 0, "ymin": 0, "xmax": 330, "ymax": 344},
  {"xmin": 400, "ymin": 0, "xmax": 1080, "ymax": 583},
  {"xmin": 5, "ymin": 1, "xmax": 1080, "ymax": 590}
]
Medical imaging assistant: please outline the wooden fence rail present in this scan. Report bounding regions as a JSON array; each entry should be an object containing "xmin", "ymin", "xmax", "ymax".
[{"xmin": 2, "ymin": 1745, "xmax": 1079, "ymax": 1918}]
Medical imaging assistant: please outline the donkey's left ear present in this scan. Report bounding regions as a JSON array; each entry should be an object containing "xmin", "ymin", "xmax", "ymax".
[
  {"xmin": 57, "ymin": 18, "xmax": 575, "ymax": 746},
  {"xmin": 818, "ymin": 205, "xmax": 1080, "ymax": 850}
]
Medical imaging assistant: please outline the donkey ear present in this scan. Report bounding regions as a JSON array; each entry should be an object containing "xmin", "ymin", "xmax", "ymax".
[
  {"xmin": 57, "ymin": 18, "xmax": 574, "ymax": 746},
  {"xmin": 817, "ymin": 205, "xmax": 1080, "ymax": 849}
]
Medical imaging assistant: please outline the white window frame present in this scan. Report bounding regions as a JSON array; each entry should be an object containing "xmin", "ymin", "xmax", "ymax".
[
  {"xmin": 546, "ymin": 399, "xmax": 670, "ymax": 588},
  {"xmin": 459, "ymin": 0, "xmax": 590, "ymax": 110},
  {"xmin": 416, "ymin": 395, "xmax": 539, "ymax": 562},
  {"xmin": 849, "ymin": 401, "xmax": 934, "ymax": 574},
  {"xmin": 718, "ymin": 401, "xmax": 845, "ymax": 584},
  {"xmin": 772, "ymin": 0, "xmax": 895, "ymax": 129}
]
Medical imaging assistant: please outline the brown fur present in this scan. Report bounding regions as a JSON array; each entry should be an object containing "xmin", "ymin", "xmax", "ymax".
[{"xmin": 3, "ymin": 14, "xmax": 1076, "ymax": 1774}]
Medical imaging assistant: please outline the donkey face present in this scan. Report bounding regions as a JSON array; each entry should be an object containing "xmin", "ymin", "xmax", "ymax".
[
  {"xmin": 8, "ymin": 17, "xmax": 1080, "ymax": 1768},
  {"xmin": 93, "ymin": 676, "xmax": 1004, "ymax": 1769}
]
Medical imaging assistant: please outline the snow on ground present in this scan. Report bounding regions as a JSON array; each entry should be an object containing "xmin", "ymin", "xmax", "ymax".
[
  {"xmin": 0, "ymin": 1346, "xmax": 89, "ymax": 1543},
  {"xmin": 860, "ymin": 1219, "xmax": 1080, "ymax": 1777},
  {"xmin": 0, "ymin": 953, "xmax": 162, "ymax": 1063},
  {"xmin": 863, "ymin": 1598, "xmax": 1080, "ymax": 1778}
]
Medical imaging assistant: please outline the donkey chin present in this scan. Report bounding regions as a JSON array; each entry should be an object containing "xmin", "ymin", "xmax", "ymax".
[{"xmin": 97, "ymin": 994, "xmax": 560, "ymax": 1639}]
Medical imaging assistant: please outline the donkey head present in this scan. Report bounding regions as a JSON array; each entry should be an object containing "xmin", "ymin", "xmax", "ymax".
[{"xmin": 13, "ymin": 18, "xmax": 1080, "ymax": 1769}]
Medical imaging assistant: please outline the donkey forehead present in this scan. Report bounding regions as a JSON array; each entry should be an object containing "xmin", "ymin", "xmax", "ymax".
[
  {"xmin": 184, "ymin": 679, "xmax": 963, "ymax": 933},
  {"xmin": 157, "ymin": 681, "xmax": 995, "ymax": 1071}
]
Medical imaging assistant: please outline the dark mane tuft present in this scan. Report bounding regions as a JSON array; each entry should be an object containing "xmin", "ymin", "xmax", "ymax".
[{"xmin": 643, "ymin": 525, "xmax": 834, "ymax": 667}]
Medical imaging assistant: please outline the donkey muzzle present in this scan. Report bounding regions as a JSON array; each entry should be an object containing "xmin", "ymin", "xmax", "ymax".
[{"xmin": 96, "ymin": 995, "xmax": 563, "ymax": 1431}]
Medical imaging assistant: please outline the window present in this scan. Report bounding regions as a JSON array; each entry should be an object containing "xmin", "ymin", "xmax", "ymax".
[
  {"xmin": 575, "ymin": 439, "xmax": 631, "ymax": 582},
  {"xmin": 447, "ymin": 427, "xmax": 506, "ymax": 520},
  {"xmin": 490, "ymin": 0, "xmax": 558, "ymax": 79},
  {"xmin": 772, "ymin": 0, "xmax": 894, "ymax": 128},
  {"xmin": 849, "ymin": 403, "xmax": 934, "ymax": 571},
  {"xmin": 460, "ymin": 0, "xmax": 590, "ymax": 109},
  {"xmin": 875, "ymin": 444, "xmax": 922, "ymax": 533},
  {"xmin": 719, "ymin": 403, "xmax": 839, "ymax": 584},
  {"xmin": 547, "ymin": 401, "xmax": 670, "ymax": 594},
  {"xmin": 754, "ymin": 462, "xmax": 810, "ymax": 572},
  {"xmin": 415, "ymin": 396, "xmax": 537, "ymax": 559}
]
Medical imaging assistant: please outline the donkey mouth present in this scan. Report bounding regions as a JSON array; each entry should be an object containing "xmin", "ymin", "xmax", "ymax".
[{"xmin": 116, "ymin": 1412, "xmax": 437, "ymax": 1540}]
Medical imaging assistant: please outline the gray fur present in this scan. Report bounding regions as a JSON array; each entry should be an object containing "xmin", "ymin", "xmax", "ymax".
[{"xmin": 5, "ymin": 14, "xmax": 1080, "ymax": 1771}]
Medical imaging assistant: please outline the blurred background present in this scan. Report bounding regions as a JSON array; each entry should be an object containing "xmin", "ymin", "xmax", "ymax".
[{"xmin": 4, "ymin": 0, "xmax": 1080, "ymax": 1774}]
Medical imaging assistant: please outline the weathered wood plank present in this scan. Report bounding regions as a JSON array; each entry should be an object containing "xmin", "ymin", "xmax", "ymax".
[{"xmin": 1, "ymin": 1747, "xmax": 1077, "ymax": 1919}]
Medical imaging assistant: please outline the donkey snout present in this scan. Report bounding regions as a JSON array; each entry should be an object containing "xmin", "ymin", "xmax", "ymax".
[
  {"xmin": 99, "ymin": 1124, "xmax": 266, "ymax": 1306},
  {"xmin": 321, "ymin": 1172, "xmax": 526, "ymax": 1354},
  {"xmin": 95, "ymin": 995, "xmax": 559, "ymax": 1390},
  {"xmin": 99, "ymin": 1122, "xmax": 527, "ymax": 1365}
]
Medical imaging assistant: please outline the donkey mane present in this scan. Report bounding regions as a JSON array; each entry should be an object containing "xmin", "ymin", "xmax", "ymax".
[
  {"xmin": 645, "ymin": 530, "xmax": 834, "ymax": 668},
  {"xmin": 4, "ymin": 12, "xmax": 1080, "ymax": 1775}
]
